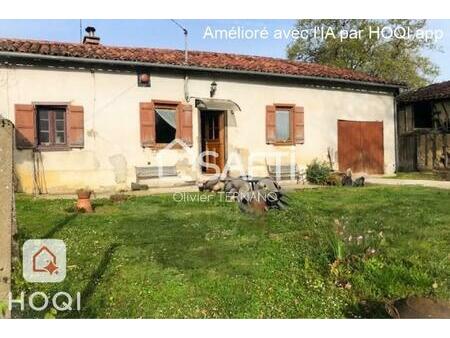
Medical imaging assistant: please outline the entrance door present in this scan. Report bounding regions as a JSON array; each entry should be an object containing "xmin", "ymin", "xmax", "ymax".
[
  {"xmin": 201, "ymin": 111, "xmax": 225, "ymax": 174},
  {"xmin": 338, "ymin": 120, "xmax": 384, "ymax": 174}
]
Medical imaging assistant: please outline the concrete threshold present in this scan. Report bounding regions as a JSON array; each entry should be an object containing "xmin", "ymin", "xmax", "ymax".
[
  {"xmin": 20, "ymin": 180, "xmax": 321, "ymax": 199},
  {"xmin": 23, "ymin": 184, "xmax": 200, "ymax": 200},
  {"xmin": 366, "ymin": 177, "xmax": 450, "ymax": 190}
]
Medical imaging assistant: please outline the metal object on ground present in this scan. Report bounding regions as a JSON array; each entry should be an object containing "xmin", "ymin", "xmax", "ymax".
[{"xmin": 199, "ymin": 175, "xmax": 289, "ymax": 213}]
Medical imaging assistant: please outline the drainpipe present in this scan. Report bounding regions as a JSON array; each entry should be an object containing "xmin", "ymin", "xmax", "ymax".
[
  {"xmin": 171, "ymin": 20, "xmax": 189, "ymax": 102},
  {"xmin": 183, "ymin": 31, "xmax": 190, "ymax": 102}
]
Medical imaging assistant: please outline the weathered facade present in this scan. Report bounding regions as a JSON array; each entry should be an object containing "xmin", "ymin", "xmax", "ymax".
[
  {"xmin": 397, "ymin": 81, "xmax": 450, "ymax": 172},
  {"xmin": 0, "ymin": 35, "xmax": 400, "ymax": 193}
]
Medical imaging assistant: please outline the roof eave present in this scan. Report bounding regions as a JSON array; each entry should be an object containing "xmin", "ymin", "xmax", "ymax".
[
  {"xmin": 397, "ymin": 96, "xmax": 450, "ymax": 104},
  {"xmin": 0, "ymin": 51, "xmax": 404, "ymax": 91}
]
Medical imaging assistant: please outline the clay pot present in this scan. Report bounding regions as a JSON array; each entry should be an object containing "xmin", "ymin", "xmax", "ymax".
[{"xmin": 76, "ymin": 189, "xmax": 93, "ymax": 213}]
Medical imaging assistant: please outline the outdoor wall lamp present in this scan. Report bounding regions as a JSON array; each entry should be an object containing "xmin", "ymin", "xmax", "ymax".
[{"xmin": 210, "ymin": 81, "xmax": 217, "ymax": 97}]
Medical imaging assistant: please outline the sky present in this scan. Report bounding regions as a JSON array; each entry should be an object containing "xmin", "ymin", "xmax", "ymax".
[{"xmin": 0, "ymin": 19, "xmax": 449, "ymax": 82}]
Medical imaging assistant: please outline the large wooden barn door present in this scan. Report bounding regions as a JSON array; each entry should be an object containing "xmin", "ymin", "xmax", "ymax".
[{"xmin": 338, "ymin": 120, "xmax": 384, "ymax": 174}]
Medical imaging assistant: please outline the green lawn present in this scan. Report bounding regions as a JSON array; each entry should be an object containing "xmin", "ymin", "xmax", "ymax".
[{"xmin": 13, "ymin": 186, "xmax": 450, "ymax": 318}]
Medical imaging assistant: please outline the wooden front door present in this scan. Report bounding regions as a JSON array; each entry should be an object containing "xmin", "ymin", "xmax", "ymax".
[
  {"xmin": 201, "ymin": 111, "xmax": 225, "ymax": 174},
  {"xmin": 338, "ymin": 120, "xmax": 384, "ymax": 174}
]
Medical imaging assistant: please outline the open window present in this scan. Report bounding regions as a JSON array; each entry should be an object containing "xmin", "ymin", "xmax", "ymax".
[
  {"xmin": 139, "ymin": 100, "xmax": 193, "ymax": 148},
  {"xmin": 413, "ymin": 101, "xmax": 433, "ymax": 129},
  {"xmin": 155, "ymin": 106, "xmax": 177, "ymax": 143}
]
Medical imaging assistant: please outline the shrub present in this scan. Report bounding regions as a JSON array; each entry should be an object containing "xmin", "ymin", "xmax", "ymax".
[{"xmin": 306, "ymin": 160, "xmax": 332, "ymax": 185}]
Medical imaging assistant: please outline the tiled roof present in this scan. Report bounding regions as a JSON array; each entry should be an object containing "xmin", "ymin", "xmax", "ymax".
[
  {"xmin": 0, "ymin": 38, "xmax": 398, "ymax": 86},
  {"xmin": 397, "ymin": 81, "xmax": 450, "ymax": 103}
]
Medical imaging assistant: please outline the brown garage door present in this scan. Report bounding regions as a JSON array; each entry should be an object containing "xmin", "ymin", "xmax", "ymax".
[{"xmin": 338, "ymin": 120, "xmax": 384, "ymax": 174}]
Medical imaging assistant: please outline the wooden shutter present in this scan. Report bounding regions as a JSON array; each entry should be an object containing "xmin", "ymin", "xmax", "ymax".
[
  {"xmin": 293, "ymin": 106, "xmax": 305, "ymax": 144},
  {"xmin": 68, "ymin": 105, "xmax": 85, "ymax": 148},
  {"xmin": 140, "ymin": 102, "xmax": 155, "ymax": 147},
  {"xmin": 179, "ymin": 104, "xmax": 193, "ymax": 146},
  {"xmin": 15, "ymin": 104, "xmax": 36, "ymax": 149},
  {"xmin": 266, "ymin": 105, "xmax": 276, "ymax": 144}
]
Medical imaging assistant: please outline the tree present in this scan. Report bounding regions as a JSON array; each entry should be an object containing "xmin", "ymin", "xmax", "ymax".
[{"xmin": 287, "ymin": 20, "xmax": 440, "ymax": 88}]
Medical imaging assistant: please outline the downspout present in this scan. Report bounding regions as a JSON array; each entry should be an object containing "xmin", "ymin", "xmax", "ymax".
[
  {"xmin": 170, "ymin": 19, "xmax": 189, "ymax": 102},
  {"xmin": 183, "ymin": 28, "xmax": 189, "ymax": 102}
]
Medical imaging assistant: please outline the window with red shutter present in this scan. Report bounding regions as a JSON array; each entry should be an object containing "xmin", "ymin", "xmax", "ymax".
[
  {"xmin": 15, "ymin": 104, "xmax": 36, "ymax": 149},
  {"xmin": 68, "ymin": 105, "xmax": 84, "ymax": 148},
  {"xmin": 140, "ymin": 100, "xmax": 193, "ymax": 148},
  {"xmin": 15, "ymin": 104, "xmax": 85, "ymax": 150},
  {"xmin": 140, "ymin": 102, "xmax": 156, "ymax": 147},
  {"xmin": 180, "ymin": 104, "xmax": 193, "ymax": 146},
  {"xmin": 266, "ymin": 104, "xmax": 305, "ymax": 145},
  {"xmin": 266, "ymin": 105, "xmax": 276, "ymax": 144},
  {"xmin": 293, "ymin": 106, "xmax": 305, "ymax": 144}
]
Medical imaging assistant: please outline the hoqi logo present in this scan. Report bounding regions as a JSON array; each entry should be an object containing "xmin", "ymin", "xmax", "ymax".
[{"xmin": 23, "ymin": 239, "xmax": 66, "ymax": 283}]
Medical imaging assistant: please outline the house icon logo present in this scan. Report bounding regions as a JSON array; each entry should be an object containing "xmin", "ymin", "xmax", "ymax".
[
  {"xmin": 32, "ymin": 245, "xmax": 59, "ymax": 275},
  {"xmin": 23, "ymin": 239, "xmax": 66, "ymax": 283}
]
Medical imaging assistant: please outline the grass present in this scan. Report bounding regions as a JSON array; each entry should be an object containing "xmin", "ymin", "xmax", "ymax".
[
  {"xmin": 12, "ymin": 186, "xmax": 450, "ymax": 318},
  {"xmin": 385, "ymin": 171, "xmax": 449, "ymax": 181}
]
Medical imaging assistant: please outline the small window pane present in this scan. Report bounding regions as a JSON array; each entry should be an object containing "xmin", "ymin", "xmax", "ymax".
[
  {"xmin": 39, "ymin": 131, "xmax": 49, "ymax": 144},
  {"xmin": 55, "ymin": 111, "xmax": 65, "ymax": 120},
  {"xmin": 55, "ymin": 120, "xmax": 65, "ymax": 131},
  {"xmin": 39, "ymin": 119, "xmax": 49, "ymax": 131},
  {"xmin": 276, "ymin": 110, "xmax": 290, "ymax": 141},
  {"xmin": 55, "ymin": 132, "xmax": 65, "ymax": 144},
  {"xmin": 39, "ymin": 110, "xmax": 49, "ymax": 120}
]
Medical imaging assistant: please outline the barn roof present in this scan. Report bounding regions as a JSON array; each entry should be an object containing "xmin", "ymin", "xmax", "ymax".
[{"xmin": 397, "ymin": 81, "xmax": 450, "ymax": 103}]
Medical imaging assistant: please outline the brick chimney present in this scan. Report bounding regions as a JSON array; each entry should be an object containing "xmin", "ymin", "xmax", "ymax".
[{"xmin": 83, "ymin": 26, "xmax": 100, "ymax": 45}]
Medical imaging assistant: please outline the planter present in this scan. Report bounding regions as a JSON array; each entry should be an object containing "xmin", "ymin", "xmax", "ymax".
[{"xmin": 76, "ymin": 189, "xmax": 93, "ymax": 213}]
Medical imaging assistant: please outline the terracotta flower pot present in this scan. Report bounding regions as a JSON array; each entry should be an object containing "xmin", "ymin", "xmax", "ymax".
[{"xmin": 76, "ymin": 189, "xmax": 93, "ymax": 213}]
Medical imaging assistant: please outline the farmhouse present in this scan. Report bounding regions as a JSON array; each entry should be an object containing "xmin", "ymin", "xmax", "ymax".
[{"xmin": 0, "ymin": 28, "xmax": 401, "ymax": 193}]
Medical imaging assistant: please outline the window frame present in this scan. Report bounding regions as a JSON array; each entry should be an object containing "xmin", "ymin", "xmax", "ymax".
[
  {"xmin": 35, "ymin": 105, "xmax": 70, "ymax": 151},
  {"xmin": 152, "ymin": 100, "xmax": 181, "ymax": 148},
  {"xmin": 273, "ymin": 104, "xmax": 295, "ymax": 145}
]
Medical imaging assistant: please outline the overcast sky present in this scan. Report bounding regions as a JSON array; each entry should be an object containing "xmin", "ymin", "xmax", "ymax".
[{"xmin": 0, "ymin": 19, "xmax": 449, "ymax": 82}]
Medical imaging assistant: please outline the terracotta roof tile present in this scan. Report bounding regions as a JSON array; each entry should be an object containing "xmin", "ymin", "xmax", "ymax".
[
  {"xmin": 397, "ymin": 81, "xmax": 450, "ymax": 103},
  {"xmin": 0, "ymin": 38, "xmax": 399, "ymax": 85}
]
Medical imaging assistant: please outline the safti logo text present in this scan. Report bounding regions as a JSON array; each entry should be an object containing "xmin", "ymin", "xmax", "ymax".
[{"xmin": 23, "ymin": 239, "xmax": 67, "ymax": 283}]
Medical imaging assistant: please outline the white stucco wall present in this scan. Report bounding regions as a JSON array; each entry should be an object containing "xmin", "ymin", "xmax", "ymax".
[{"xmin": 0, "ymin": 64, "xmax": 396, "ymax": 193}]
